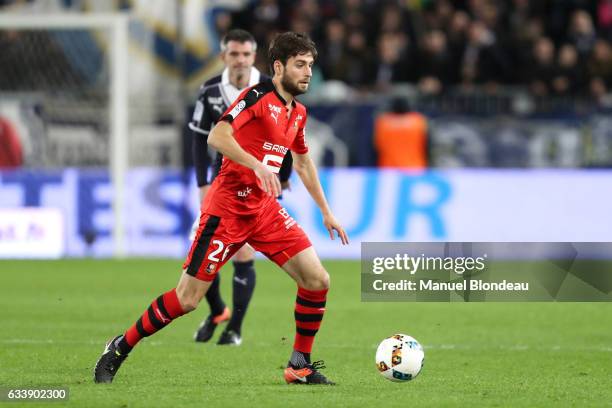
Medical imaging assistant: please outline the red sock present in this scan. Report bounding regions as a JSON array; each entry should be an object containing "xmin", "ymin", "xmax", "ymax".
[
  {"xmin": 293, "ymin": 287, "xmax": 327, "ymax": 354},
  {"xmin": 124, "ymin": 288, "xmax": 185, "ymax": 347}
]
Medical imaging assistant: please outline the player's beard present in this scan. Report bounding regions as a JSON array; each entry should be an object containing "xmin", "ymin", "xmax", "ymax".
[{"xmin": 281, "ymin": 73, "xmax": 306, "ymax": 96}]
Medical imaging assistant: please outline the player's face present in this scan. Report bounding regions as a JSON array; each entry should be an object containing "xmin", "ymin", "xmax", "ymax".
[
  {"xmin": 280, "ymin": 53, "xmax": 314, "ymax": 96},
  {"xmin": 222, "ymin": 40, "xmax": 256, "ymax": 78}
]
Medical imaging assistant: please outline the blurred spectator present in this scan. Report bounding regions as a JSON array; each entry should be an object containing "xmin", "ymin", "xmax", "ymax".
[
  {"xmin": 588, "ymin": 39, "xmax": 612, "ymax": 99},
  {"xmin": 427, "ymin": 0, "xmax": 455, "ymax": 30},
  {"xmin": 527, "ymin": 37, "xmax": 556, "ymax": 96},
  {"xmin": 218, "ymin": 0, "xmax": 612, "ymax": 100},
  {"xmin": 319, "ymin": 19, "xmax": 348, "ymax": 81},
  {"xmin": 343, "ymin": 30, "xmax": 374, "ymax": 87},
  {"xmin": 418, "ymin": 30, "xmax": 457, "ymax": 95},
  {"xmin": 569, "ymin": 10, "xmax": 597, "ymax": 56},
  {"xmin": 461, "ymin": 21, "xmax": 510, "ymax": 88},
  {"xmin": 214, "ymin": 11, "xmax": 232, "ymax": 37},
  {"xmin": 374, "ymin": 97, "xmax": 428, "ymax": 169},
  {"xmin": 598, "ymin": 0, "xmax": 612, "ymax": 40},
  {"xmin": 373, "ymin": 33, "xmax": 411, "ymax": 90},
  {"xmin": 447, "ymin": 11, "xmax": 471, "ymax": 66},
  {"xmin": 510, "ymin": 17, "xmax": 545, "ymax": 78},
  {"xmin": 552, "ymin": 44, "xmax": 586, "ymax": 95}
]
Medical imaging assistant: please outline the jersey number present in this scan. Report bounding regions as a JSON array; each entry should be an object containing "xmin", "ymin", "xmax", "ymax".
[
  {"xmin": 207, "ymin": 240, "xmax": 232, "ymax": 262},
  {"xmin": 262, "ymin": 154, "xmax": 283, "ymax": 174}
]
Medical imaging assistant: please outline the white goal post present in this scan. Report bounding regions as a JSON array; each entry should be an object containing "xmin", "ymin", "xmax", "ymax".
[{"xmin": 0, "ymin": 13, "xmax": 129, "ymax": 257}]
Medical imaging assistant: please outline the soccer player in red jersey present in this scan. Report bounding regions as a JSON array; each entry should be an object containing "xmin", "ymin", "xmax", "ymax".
[{"xmin": 94, "ymin": 32, "xmax": 348, "ymax": 385}]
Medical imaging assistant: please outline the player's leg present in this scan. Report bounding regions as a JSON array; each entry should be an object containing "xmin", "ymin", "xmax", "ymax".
[
  {"xmin": 93, "ymin": 272, "xmax": 211, "ymax": 384},
  {"xmin": 279, "ymin": 247, "xmax": 334, "ymax": 384},
  {"xmin": 192, "ymin": 184, "xmax": 231, "ymax": 342},
  {"xmin": 248, "ymin": 203, "xmax": 333, "ymax": 385},
  {"xmin": 94, "ymin": 214, "xmax": 242, "ymax": 383},
  {"xmin": 194, "ymin": 273, "xmax": 230, "ymax": 342},
  {"xmin": 217, "ymin": 243, "xmax": 256, "ymax": 345}
]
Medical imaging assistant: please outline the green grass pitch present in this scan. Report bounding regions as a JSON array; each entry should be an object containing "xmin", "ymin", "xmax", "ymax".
[{"xmin": 1, "ymin": 259, "xmax": 611, "ymax": 407}]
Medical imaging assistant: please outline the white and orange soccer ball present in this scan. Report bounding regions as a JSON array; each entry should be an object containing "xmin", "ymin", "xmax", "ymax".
[{"xmin": 375, "ymin": 334, "xmax": 424, "ymax": 382}]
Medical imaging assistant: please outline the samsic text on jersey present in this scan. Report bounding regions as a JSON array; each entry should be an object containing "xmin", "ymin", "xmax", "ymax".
[{"xmin": 202, "ymin": 79, "xmax": 308, "ymax": 217}]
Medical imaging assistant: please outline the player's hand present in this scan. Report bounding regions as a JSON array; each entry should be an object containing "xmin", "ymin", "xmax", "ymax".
[
  {"xmin": 281, "ymin": 180, "xmax": 291, "ymax": 191},
  {"xmin": 323, "ymin": 212, "xmax": 349, "ymax": 245},
  {"xmin": 254, "ymin": 163, "xmax": 281, "ymax": 197}
]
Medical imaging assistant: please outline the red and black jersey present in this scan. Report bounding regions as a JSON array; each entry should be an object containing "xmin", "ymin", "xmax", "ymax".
[{"xmin": 202, "ymin": 79, "xmax": 308, "ymax": 217}]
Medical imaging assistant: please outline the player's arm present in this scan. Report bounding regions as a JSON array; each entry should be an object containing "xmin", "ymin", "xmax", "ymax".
[
  {"xmin": 208, "ymin": 121, "xmax": 281, "ymax": 197},
  {"xmin": 292, "ymin": 152, "xmax": 349, "ymax": 245},
  {"xmin": 189, "ymin": 92, "xmax": 214, "ymax": 203}
]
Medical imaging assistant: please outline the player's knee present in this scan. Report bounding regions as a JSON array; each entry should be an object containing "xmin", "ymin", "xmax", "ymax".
[
  {"xmin": 178, "ymin": 296, "xmax": 199, "ymax": 313},
  {"xmin": 233, "ymin": 245, "xmax": 255, "ymax": 262},
  {"xmin": 176, "ymin": 288, "xmax": 203, "ymax": 312},
  {"xmin": 303, "ymin": 270, "xmax": 330, "ymax": 291}
]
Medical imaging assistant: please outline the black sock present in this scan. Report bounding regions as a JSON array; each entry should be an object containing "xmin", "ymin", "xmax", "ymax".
[
  {"xmin": 226, "ymin": 260, "xmax": 256, "ymax": 334},
  {"xmin": 290, "ymin": 350, "xmax": 311, "ymax": 368},
  {"xmin": 205, "ymin": 274, "xmax": 225, "ymax": 317}
]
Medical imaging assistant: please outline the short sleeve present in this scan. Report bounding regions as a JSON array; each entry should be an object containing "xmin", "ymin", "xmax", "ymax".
[{"xmin": 221, "ymin": 88, "xmax": 261, "ymax": 131}]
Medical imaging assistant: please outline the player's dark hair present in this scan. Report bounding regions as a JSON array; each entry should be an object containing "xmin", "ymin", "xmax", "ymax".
[
  {"xmin": 268, "ymin": 32, "xmax": 317, "ymax": 73},
  {"xmin": 220, "ymin": 29, "xmax": 257, "ymax": 51}
]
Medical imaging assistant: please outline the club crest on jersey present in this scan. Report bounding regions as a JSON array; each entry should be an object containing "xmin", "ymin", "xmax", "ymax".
[
  {"xmin": 205, "ymin": 263, "xmax": 216, "ymax": 274},
  {"xmin": 228, "ymin": 100, "xmax": 246, "ymax": 119},
  {"xmin": 268, "ymin": 104, "xmax": 282, "ymax": 124},
  {"xmin": 293, "ymin": 114, "xmax": 303, "ymax": 128}
]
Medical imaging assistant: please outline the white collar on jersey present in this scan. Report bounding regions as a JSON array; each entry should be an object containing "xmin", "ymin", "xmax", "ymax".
[
  {"xmin": 220, "ymin": 67, "xmax": 261, "ymax": 106},
  {"xmin": 221, "ymin": 66, "xmax": 261, "ymax": 89}
]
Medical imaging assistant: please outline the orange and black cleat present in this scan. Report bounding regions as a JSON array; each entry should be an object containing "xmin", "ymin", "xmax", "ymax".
[{"xmin": 284, "ymin": 360, "xmax": 335, "ymax": 385}]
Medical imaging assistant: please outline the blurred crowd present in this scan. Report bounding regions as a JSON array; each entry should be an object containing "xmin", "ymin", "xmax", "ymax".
[{"xmin": 218, "ymin": 0, "xmax": 612, "ymax": 100}]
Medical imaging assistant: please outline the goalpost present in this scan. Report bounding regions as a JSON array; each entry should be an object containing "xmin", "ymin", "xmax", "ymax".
[{"xmin": 0, "ymin": 13, "xmax": 129, "ymax": 257}]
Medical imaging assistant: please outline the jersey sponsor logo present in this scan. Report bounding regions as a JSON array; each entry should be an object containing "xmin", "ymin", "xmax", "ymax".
[
  {"xmin": 262, "ymin": 154, "xmax": 283, "ymax": 173},
  {"xmin": 212, "ymin": 104, "xmax": 224, "ymax": 114},
  {"xmin": 268, "ymin": 103, "xmax": 282, "ymax": 124},
  {"xmin": 192, "ymin": 100, "xmax": 204, "ymax": 122},
  {"xmin": 228, "ymin": 100, "xmax": 247, "ymax": 119},
  {"xmin": 263, "ymin": 142, "xmax": 288, "ymax": 154},
  {"xmin": 252, "ymin": 89, "xmax": 263, "ymax": 98},
  {"xmin": 237, "ymin": 186, "xmax": 252, "ymax": 197},
  {"xmin": 262, "ymin": 142, "xmax": 287, "ymax": 173}
]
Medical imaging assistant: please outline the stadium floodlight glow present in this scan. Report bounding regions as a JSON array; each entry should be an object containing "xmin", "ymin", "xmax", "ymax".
[{"xmin": 0, "ymin": 13, "xmax": 129, "ymax": 257}]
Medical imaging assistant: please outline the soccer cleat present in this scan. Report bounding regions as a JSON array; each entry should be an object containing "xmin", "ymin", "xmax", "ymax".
[
  {"xmin": 194, "ymin": 307, "xmax": 231, "ymax": 343},
  {"xmin": 217, "ymin": 329, "xmax": 242, "ymax": 346},
  {"xmin": 94, "ymin": 335, "xmax": 128, "ymax": 383},
  {"xmin": 284, "ymin": 360, "xmax": 335, "ymax": 385}
]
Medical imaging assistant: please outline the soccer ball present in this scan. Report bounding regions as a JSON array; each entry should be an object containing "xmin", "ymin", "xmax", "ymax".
[{"xmin": 375, "ymin": 334, "xmax": 424, "ymax": 382}]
